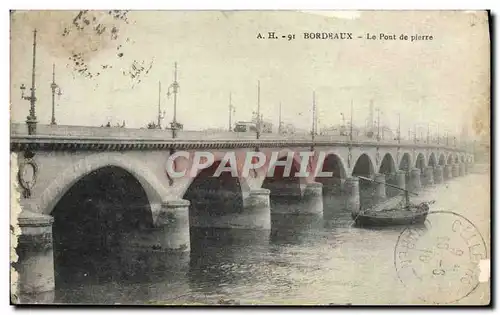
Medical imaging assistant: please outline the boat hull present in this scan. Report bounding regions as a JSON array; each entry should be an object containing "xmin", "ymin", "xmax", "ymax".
[
  {"xmin": 353, "ymin": 210, "xmax": 428, "ymax": 227},
  {"xmin": 352, "ymin": 197, "xmax": 431, "ymax": 227}
]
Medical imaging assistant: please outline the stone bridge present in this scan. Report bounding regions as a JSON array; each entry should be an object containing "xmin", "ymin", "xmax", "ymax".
[{"xmin": 10, "ymin": 124, "xmax": 474, "ymax": 300}]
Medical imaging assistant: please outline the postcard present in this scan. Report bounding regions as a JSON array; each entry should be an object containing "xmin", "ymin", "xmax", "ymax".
[{"xmin": 10, "ymin": 10, "xmax": 490, "ymax": 305}]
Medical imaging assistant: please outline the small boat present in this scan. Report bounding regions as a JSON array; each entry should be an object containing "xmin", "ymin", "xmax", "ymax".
[{"xmin": 352, "ymin": 176, "xmax": 434, "ymax": 227}]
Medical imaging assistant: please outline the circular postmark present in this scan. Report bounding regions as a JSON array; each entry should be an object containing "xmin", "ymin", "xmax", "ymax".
[{"xmin": 394, "ymin": 211, "xmax": 487, "ymax": 304}]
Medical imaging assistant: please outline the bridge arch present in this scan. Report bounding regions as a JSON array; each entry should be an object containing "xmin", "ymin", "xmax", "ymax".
[
  {"xmin": 316, "ymin": 152, "xmax": 347, "ymax": 178},
  {"xmin": 438, "ymin": 153, "xmax": 446, "ymax": 166},
  {"xmin": 399, "ymin": 152, "xmax": 412, "ymax": 172},
  {"xmin": 379, "ymin": 153, "xmax": 397, "ymax": 175},
  {"xmin": 447, "ymin": 153, "xmax": 454, "ymax": 165},
  {"xmin": 428, "ymin": 152, "xmax": 438, "ymax": 167},
  {"xmin": 274, "ymin": 149, "xmax": 304, "ymax": 165},
  {"xmin": 173, "ymin": 152, "xmax": 253, "ymax": 199},
  {"xmin": 352, "ymin": 153, "xmax": 377, "ymax": 211},
  {"xmin": 183, "ymin": 159, "xmax": 244, "ymax": 227},
  {"xmin": 262, "ymin": 152, "xmax": 304, "ymax": 198},
  {"xmin": 352, "ymin": 153, "xmax": 375, "ymax": 177},
  {"xmin": 261, "ymin": 152, "xmax": 306, "ymax": 214},
  {"xmin": 379, "ymin": 152, "xmax": 398, "ymax": 198},
  {"xmin": 415, "ymin": 152, "xmax": 427, "ymax": 169},
  {"xmin": 47, "ymin": 154, "xmax": 164, "ymax": 287},
  {"xmin": 415, "ymin": 152, "xmax": 426, "ymax": 184},
  {"xmin": 314, "ymin": 152, "xmax": 347, "ymax": 196},
  {"xmin": 40, "ymin": 153, "xmax": 166, "ymax": 217}
]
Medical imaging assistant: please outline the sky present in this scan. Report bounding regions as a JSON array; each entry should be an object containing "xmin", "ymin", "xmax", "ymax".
[{"xmin": 10, "ymin": 10, "xmax": 490, "ymax": 138}]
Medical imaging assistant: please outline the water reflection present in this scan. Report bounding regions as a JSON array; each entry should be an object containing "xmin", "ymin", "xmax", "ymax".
[
  {"xmin": 49, "ymin": 174, "xmax": 487, "ymax": 305},
  {"xmin": 188, "ymin": 228, "xmax": 271, "ymax": 294}
]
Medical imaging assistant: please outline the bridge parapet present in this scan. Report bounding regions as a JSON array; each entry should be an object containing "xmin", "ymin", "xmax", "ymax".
[
  {"xmin": 11, "ymin": 123, "xmax": 472, "ymax": 153},
  {"xmin": 10, "ymin": 135, "xmax": 471, "ymax": 153}
]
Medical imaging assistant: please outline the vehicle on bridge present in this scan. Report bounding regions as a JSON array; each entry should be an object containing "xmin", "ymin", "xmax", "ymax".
[
  {"xmin": 234, "ymin": 120, "xmax": 272, "ymax": 133},
  {"xmin": 170, "ymin": 121, "xmax": 184, "ymax": 130},
  {"xmin": 234, "ymin": 121, "xmax": 257, "ymax": 132}
]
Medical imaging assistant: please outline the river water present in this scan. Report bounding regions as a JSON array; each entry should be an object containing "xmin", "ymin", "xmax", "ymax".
[{"xmin": 53, "ymin": 171, "xmax": 490, "ymax": 305}]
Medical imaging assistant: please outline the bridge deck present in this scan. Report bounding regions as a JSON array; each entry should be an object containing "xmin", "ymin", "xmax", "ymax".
[{"xmin": 10, "ymin": 123, "xmax": 470, "ymax": 152}]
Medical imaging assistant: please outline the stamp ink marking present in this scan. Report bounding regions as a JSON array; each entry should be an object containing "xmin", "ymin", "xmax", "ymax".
[{"xmin": 394, "ymin": 211, "xmax": 487, "ymax": 304}]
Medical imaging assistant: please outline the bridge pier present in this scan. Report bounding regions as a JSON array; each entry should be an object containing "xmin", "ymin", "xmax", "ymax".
[
  {"xmin": 424, "ymin": 166, "xmax": 434, "ymax": 186},
  {"xmin": 111, "ymin": 200, "xmax": 192, "ymax": 282},
  {"xmin": 301, "ymin": 182, "xmax": 324, "ymax": 216},
  {"xmin": 466, "ymin": 162, "xmax": 472, "ymax": 174},
  {"xmin": 344, "ymin": 177, "xmax": 360, "ymax": 216},
  {"xmin": 452, "ymin": 164, "xmax": 459, "ymax": 177},
  {"xmin": 395, "ymin": 170, "xmax": 406, "ymax": 193},
  {"xmin": 243, "ymin": 188, "xmax": 272, "ymax": 229},
  {"xmin": 192, "ymin": 188, "xmax": 271, "ymax": 230},
  {"xmin": 459, "ymin": 162, "xmax": 465, "ymax": 176},
  {"xmin": 320, "ymin": 176, "xmax": 344, "ymax": 196},
  {"xmin": 433, "ymin": 166, "xmax": 444, "ymax": 184},
  {"xmin": 444, "ymin": 164, "xmax": 453, "ymax": 180},
  {"xmin": 384, "ymin": 173, "xmax": 398, "ymax": 197},
  {"xmin": 409, "ymin": 168, "xmax": 422, "ymax": 192},
  {"xmin": 13, "ymin": 210, "xmax": 55, "ymax": 303},
  {"xmin": 124, "ymin": 200, "xmax": 191, "ymax": 252},
  {"xmin": 155, "ymin": 200, "xmax": 191, "ymax": 251},
  {"xmin": 468, "ymin": 162, "xmax": 475, "ymax": 173},
  {"xmin": 374, "ymin": 173, "xmax": 386, "ymax": 201},
  {"xmin": 464, "ymin": 163, "xmax": 469, "ymax": 175}
]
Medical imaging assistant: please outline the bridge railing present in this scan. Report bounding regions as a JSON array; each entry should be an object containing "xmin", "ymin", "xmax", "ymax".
[{"xmin": 10, "ymin": 123, "xmax": 473, "ymax": 152}]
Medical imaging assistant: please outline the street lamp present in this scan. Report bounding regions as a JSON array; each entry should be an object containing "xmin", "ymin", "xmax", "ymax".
[
  {"xmin": 167, "ymin": 62, "xmax": 180, "ymax": 138},
  {"xmin": 376, "ymin": 108, "xmax": 381, "ymax": 141},
  {"xmin": 349, "ymin": 99, "xmax": 353, "ymax": 142},
  {"xmin": 311, "ymin": 91, "xmax": 316, "ymax": 140},
  {"xmin": 278, "ymin": 102, "xmax": 283, "ymax": 135},
  {"xmin": 340, "ymin": 112, "xmax": 345, "ymax": 135},
  {"xmin": 427, "ymin": 122, "xmax": 439, "ymax": 144},
  {"xmin": 436, "ymin": 123, "xmax": 440, "ymax": 144},
  {"xmin": 20, "ymin": 29, "xmax": 38, "ymax": 135},
  {"xmin": 256, "ymin": 80, "xmax": 261, "ymax": 140},
  {"xmin": 228, "ymin": 92, "xmax": 236, "ymax": 132},
  {"xmin": 413, "ymin": 124, "xmax": 417, "ymax": 143},
  {"xmin": 414, "ymin": 123, "xmax": 431, "ymax": 144},
  {"xmin": 157, "ymin": 81, "xmax": 166, "ymax": 129},
  {"xmin": 426, "ymin": 123, "xmax": 430, "ymax": 144},
  {"xmin": 397, "ymin": 113, "xmax": 401, "ymax": 144},
  {"xmin": 50, "ymin": 64, "xmax": 62, "ymax": 125}
]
